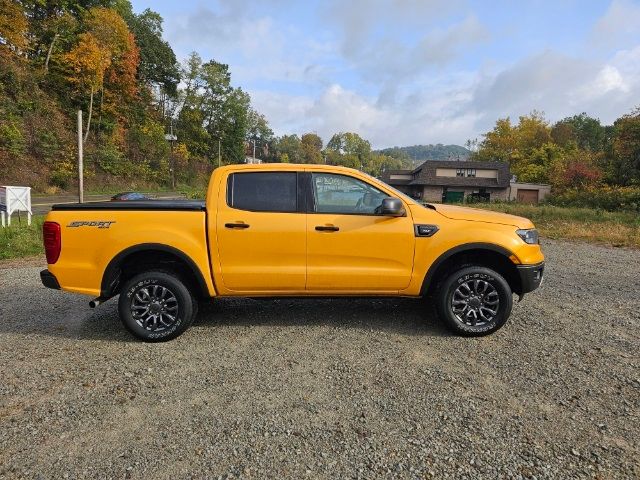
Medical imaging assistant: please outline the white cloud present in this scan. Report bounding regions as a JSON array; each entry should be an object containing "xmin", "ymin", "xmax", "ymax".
[
  {"xmin": 159, "ymin": 1, "xmax": 640, "ymax": 148},
  {"xmin": 470, "ymin": 47, "xmax": 640, "ymax": 130},
  {"xmin": 592, "ymin": 0, "xmax": 640, "ymax": 48},
  {"xmin": 252, "ymin": 44, "xmax": 640, "ymax": 148}
]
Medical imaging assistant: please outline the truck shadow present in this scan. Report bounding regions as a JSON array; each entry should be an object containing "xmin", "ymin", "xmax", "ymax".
[
  {"xmin": 194, "ymin": 297, "xmax": 448, "ymax": 337},
  {"xmin": 1, "ymin": 288, "xmax": 448, "ymax": 342}
]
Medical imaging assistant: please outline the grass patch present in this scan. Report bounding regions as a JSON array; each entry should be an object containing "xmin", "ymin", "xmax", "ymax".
[
  {"xmin": 469, "ymin": 203, "xmax": 640, "ymax": 248},
  {"xmin": 0, "ymin": 215, "xmax": 45, "ymax": 260}
]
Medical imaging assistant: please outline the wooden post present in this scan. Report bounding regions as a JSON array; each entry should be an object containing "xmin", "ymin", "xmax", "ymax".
[{"xmin": 77, "ymin": 110, "xmax": 84, "ymax": 203}]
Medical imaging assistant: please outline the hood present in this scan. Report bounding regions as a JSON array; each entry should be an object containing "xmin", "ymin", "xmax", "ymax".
[{"xmin": 425, "ymin": 203, "xmax": 533, "ymax": 228}]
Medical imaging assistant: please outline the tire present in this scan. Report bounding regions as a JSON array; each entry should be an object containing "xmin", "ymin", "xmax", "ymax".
[
  {"xmin": 118, "ymin": 270, "xmax": 196, "ymax": 342},
  {"xmin": 436, "ymin": 266, "xmax": 513, "ymax": 337}
]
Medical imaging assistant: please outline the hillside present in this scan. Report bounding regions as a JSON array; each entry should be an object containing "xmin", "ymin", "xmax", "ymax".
[{"xmin": 376, "ymin": 144, "xmax": 471, "ymax": 164}]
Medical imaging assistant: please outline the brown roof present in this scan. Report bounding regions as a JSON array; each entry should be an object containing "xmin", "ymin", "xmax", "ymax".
[{"xmin": 381, "ymin": 160, "xmax": 510, "ymax": 189}]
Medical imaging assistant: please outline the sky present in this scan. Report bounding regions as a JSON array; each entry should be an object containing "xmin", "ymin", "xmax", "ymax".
[{"xmin": 131, "ymin": 0, "xmax": 640, "ymax": 149}]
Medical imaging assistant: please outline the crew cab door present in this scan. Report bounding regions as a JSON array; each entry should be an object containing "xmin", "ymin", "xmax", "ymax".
[
  {"xmin": 305, "ymin": 172, "xmax": 415, "ymax": 292},
  {"xmin": 215, "ymin": 170, "xmax": 306, "ymax": 292}
]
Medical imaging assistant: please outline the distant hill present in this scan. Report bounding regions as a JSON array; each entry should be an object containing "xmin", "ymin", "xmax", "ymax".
[{"xmin": 376, "ymin": 144, "xmax": 471, "ymax": 165}]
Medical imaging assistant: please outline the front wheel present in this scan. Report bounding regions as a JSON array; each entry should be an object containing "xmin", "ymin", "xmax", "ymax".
[
  {"xmin": 118, "ymin": 271, "xmax": 196, "ymax": 342},
  {"xmin": 436, "ymin": 266, "xmax": 513, "ymax": 336}
]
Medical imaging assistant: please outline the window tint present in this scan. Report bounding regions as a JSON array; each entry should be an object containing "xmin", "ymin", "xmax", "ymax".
[
  {"xmin": 227, "ymin": 172, "xmax": 297, "ymax": 212},
  {"xmin": 312, "ymin": 173, "xmax": 388, "ymax": 214}
]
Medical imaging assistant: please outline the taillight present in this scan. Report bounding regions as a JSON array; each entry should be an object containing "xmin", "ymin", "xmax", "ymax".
[{"xmin": 43, "ymin": 221, "xmax": 61, "ymax": 264}]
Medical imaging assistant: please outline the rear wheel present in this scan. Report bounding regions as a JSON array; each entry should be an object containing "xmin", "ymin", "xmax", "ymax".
[
  {"xmin": 436, "ymin": 266, "xmax": 513, "ymax": 336},
  {"xmin": 118, "ymin": 271, "xmax": 196, "ymax": 342}
]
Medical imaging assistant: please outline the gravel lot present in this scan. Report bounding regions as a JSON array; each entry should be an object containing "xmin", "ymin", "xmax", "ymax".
[{"xmin": 1, "ymin": 239, "xmax": 639, "ymax": 479}]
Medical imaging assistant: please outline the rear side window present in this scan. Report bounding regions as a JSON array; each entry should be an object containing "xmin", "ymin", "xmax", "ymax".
[{"xmin": 227, "ymin": 172, "xmax": 298, "ymax": 212}]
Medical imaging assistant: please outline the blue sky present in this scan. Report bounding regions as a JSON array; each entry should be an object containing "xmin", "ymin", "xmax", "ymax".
[{"xmin": 131, "ymin": 0, "xmax": 640, "ymax": 148}]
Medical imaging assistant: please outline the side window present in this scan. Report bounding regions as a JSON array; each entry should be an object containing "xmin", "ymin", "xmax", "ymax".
[
  {"xmin": 227, "ymin": 172, "xmax": 298, "ymax": 212},
  {"xmin": 312, "ymin": 173, "xmax": 388, "ymax": 214}
]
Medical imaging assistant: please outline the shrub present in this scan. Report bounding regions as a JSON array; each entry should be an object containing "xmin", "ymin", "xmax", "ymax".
[
  {"xmin": 547, "ymin": 185, "xmax": 640, "ymax": 212},
  {"xmin": 0, "ymin": 116, "xmax": 25, "ymax": 155},
  {"xmin": 50, "ymin": 159, "xmax": 77, "ymax": 189}
]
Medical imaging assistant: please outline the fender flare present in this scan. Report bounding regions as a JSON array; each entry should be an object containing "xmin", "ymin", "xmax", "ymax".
[
  {"xmin": 101, "ymin": 243, "xmax": 209, "ymax": 298},
  {"xmin": 420, "ymin": 242, "xmax": 515, "ymax": 295}
]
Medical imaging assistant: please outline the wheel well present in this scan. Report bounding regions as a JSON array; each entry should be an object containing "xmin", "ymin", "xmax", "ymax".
[
  {"xmin": 422, "ymin": 248, "xmax": 522, "ymax": 297},
  {"xmin": 101, "ymin": 246, "xmax": 208, "ymax": 299}
]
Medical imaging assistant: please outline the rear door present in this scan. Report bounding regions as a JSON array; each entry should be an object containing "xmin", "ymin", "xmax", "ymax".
[
  {"xmin": 305, "ymin": 172, "xmax": 415, "ymax": 292},
  {"xmin": 216, "ymin": 170, "xmax": 307, "ymax": 292}
]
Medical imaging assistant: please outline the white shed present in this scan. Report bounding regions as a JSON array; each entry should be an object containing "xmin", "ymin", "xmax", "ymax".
[{"xmin": 0, "ymin": 186, "xmax": 32, "ymax": 226}]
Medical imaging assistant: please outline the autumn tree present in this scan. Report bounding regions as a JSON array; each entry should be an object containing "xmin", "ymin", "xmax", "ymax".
[
  {"xmin": 64, "ymin": 32, "xmax": 111, "ymax": 140},
  {"xmin": 473, "ymin": 112, "xmax": 559, "ymax": 183},
  {"xmin": 0, "ymin": 0, "xmax": 29, "ymax": 52}
]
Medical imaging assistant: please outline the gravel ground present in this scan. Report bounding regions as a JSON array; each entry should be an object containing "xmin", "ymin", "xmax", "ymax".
[{"xmin": 1, "ymin": 239, "xmax": 639, "ymax": 479}]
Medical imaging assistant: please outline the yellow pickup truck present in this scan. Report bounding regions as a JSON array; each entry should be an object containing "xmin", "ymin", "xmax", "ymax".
[{"xmin": 41, "ymin": 164, "xmax": 544, "ymax": 341}]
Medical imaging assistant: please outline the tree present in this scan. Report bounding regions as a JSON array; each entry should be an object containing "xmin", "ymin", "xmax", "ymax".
[
  {"xmin": 41, "ymin": 12, "xmax": 77, "ymax": 73},
  {"xmin": 64, "ymin": 32, "xmax": 112, "ymax": 141},
  {"xmin": 609, "ymin": 108, "xmax": 640, "ymax": 186},
  {"xmin": 474, "ymin": 112, "xmax": 557, "ymax": 183},
  {"xmin": 64, "ymin": 7, "xmax": 137, "ymax": 141},
  {"xmin": 365, "ymin": 153, "xmax": 407, "ymax": 177},
  {"xmin": 275, "ymin": 134, "xmax": 301, "ymax": 163},
  {"xmin": 246, "ymin": 108, "xmax": 273, "ymax": 159},
  {"xmin": 300, "ymin": 133, "xmax": 323, "ymax": 164},
  {"xmin": 558, "ymin": 157, "xmax": 603, "ymax": 189},
  {"xmin": 552, "ymin": 113, "xmax": 607, "ymax": 152},
  {"xmin": 0, "ymin": 0, "xmax": 29, "ymax": 51},
  {"xmin": 219, "ymin": 87, "xmax": 250, "ymax": 163},
  {"xmin": 327, "ymin": 132, "xmax": 371, "ymax": 157},
  {"xmin": 125, "ymin": 8, "xmax": 180, "ymax": 97}
]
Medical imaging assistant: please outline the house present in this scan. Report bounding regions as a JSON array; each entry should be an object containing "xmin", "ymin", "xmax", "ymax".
[{"xmin": 380, "ymin": 160, "xmax": 511, "ymax": 203}]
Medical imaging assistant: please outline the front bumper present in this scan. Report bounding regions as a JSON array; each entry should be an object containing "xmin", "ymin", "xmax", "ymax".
[
  {"xmin": 517, "ymin": 262, "xmax": 544, "ymax": 294},
  {"xmin": 40, "ymin": 269, "xmax": 60, "ymax": 290}
]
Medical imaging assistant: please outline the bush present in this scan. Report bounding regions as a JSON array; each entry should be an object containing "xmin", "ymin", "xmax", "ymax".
[
  {"xmin": 0, "ymin": 116, "xmax": 25, "ymax": 155},
  {"xmin": 50, "ymin": 159, "xmax": 76, "ymax": 189},
  {"xmin": 547, "ymin": 185, "xmax": 640, "ymax": 212},
  {"xmin": 93, "ymin": 143, "xmax": 130, "ymax": 176}
]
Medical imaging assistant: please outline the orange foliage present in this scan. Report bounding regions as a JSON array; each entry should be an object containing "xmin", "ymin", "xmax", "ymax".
[
  {"xmin": 64, "ymin": 32, "xmax": 111, "ymax": 90},
  {"xmin": 0, "ymin": 0, "xmax": 29, "ymax": 51}
]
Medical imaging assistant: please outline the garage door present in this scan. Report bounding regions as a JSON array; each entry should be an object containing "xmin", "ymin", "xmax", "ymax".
[
  {"xmin": 444, "ymin": 191, "xmax": 464, "ymax": 203},
  {"xmin": 517, "ymin": 189, "xmax": 539, "ymax": 203}
]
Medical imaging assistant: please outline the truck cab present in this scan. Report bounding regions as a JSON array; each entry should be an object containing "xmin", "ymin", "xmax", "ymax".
[{"xmin": 41, "ymin": 164, "xmax": 544, "ymax": 341}]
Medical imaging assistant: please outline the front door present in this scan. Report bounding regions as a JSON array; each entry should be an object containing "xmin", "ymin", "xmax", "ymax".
[
  {"xmin": 306, "ymin": 172, "xmax": 415, "ymax": 292},
  {"xmin": 216, "ymin": 170, "xmax": 306, "ymax": 292}
]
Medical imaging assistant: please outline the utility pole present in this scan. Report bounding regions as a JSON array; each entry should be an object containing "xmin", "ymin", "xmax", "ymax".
[
  {"xmin": 77, "ymin": 110, "xmax": 84, "ymax": 203},
  {"xmin": 170, "ymin": 137, "xmax": 175, "ymax": 189},
  {"xmin": 252, "ymin": 139, "xmax": 256, "ymax": 162},
  {"xmin": 165, "ymin": 124, "xmax": 177, "ymax": 189}
]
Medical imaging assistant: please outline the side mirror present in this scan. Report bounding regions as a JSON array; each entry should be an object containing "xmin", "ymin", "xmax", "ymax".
[{"xmin": 380, "ymin": 197, "xmax": 405, "ymax": 216}]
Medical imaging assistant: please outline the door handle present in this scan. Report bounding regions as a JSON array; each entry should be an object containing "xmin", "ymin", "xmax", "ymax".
[
  {"xmin": 225, "ymin": 223, "xmax": 250, "ymax": 229},
  {"xmin": 315, "ymin": 225, "xmax": 339, "ymax": 232}
]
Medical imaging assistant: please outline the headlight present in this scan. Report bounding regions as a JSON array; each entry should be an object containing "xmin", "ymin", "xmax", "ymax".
[{"xmin": 516, "ymin": 228, "xmax": 539, "ymax": 244}]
